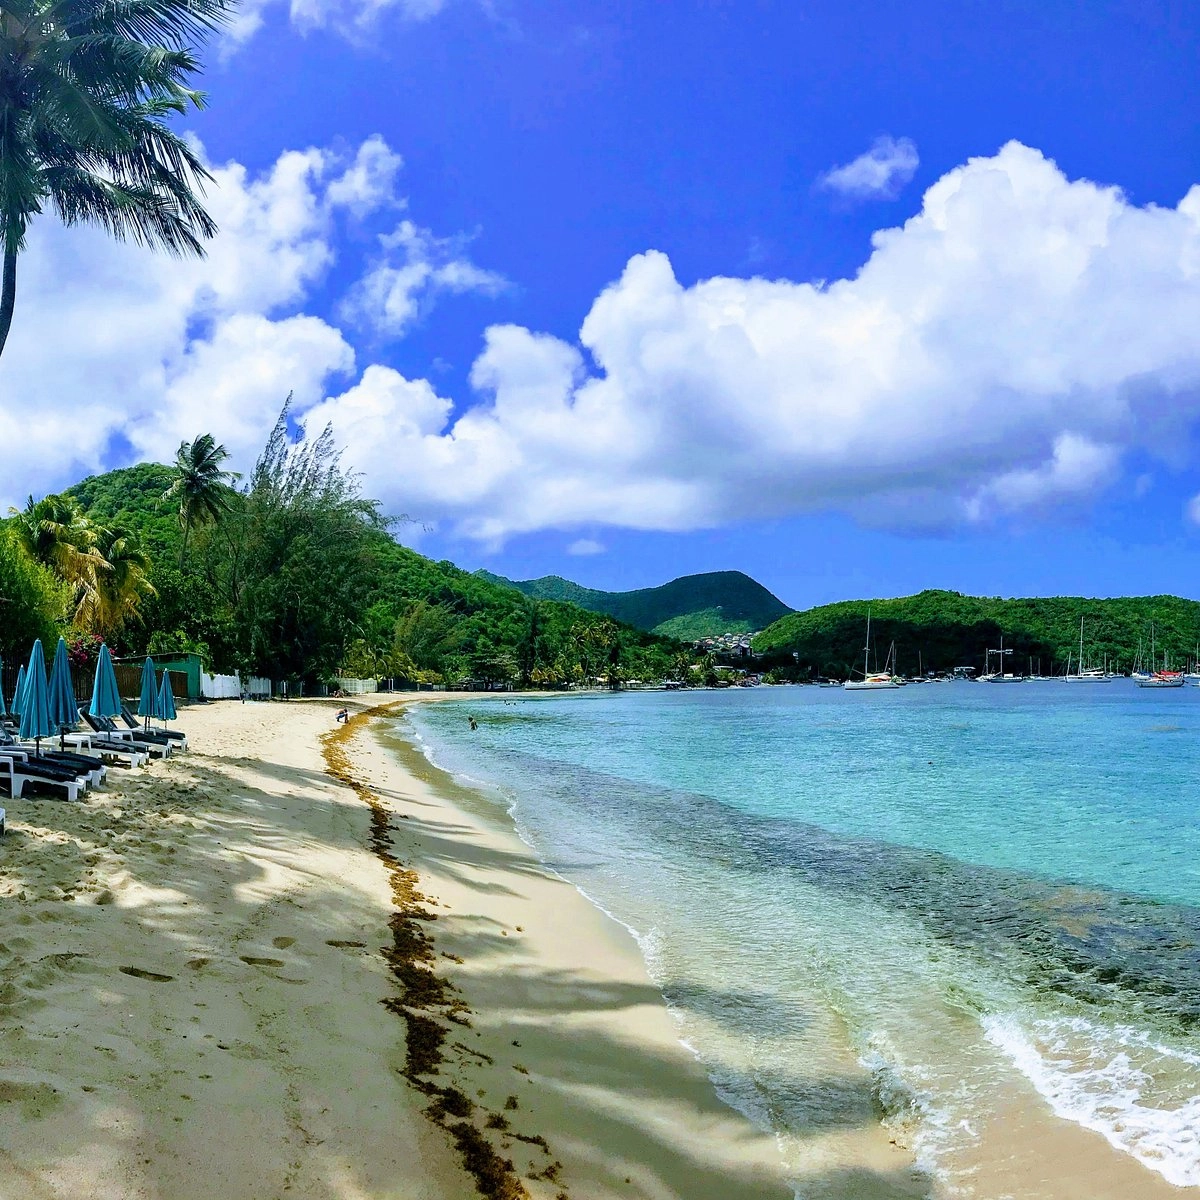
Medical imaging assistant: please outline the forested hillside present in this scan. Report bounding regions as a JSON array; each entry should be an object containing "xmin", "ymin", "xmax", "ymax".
[
  {"xmin": 479, "ymin": 569, "xmax": 792, "ymax": 639},
  {"xmin": 58, "ymin": 458, "xmax": 682, "ymax": 687},
  {"xmin": 753, "ymin": 590, "xmax": 1200, "ymax": 678}
]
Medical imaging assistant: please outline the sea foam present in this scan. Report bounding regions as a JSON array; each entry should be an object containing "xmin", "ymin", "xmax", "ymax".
[{"xmin": 982, "ymin": 1013, "xmax": 1200, "ymax": 1187}]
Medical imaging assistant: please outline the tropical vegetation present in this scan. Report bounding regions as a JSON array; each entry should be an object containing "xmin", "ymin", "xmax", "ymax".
[
  {"xmin": 0, "ymin": 402, "xmax": 690, "ymax": 689},
  {"xmin": 753, "ymin": 590, "xmax": 1200, "ymax": 678},
  {"xmin": 0, "ymin": 0, "xmax": 228, "ymax": 357}
]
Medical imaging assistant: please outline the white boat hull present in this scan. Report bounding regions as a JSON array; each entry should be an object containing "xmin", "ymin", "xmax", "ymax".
[{"xmin": 844, "ymin": 679, "xmax": 904, "ymax": 690}]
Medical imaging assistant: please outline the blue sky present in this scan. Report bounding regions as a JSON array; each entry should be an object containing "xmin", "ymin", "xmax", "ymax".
[{"xmin": 4, "ymin": 0, "xmax": 1200, "ymax": 610}]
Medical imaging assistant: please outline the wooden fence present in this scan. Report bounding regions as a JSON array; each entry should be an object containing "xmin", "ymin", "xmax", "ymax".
[{"xmin": 0, "ymin": 659, "xmax": 153, "ymax": 711}]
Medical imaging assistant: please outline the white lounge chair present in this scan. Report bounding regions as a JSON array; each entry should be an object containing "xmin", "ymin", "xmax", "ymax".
[{"xmin": 0, "ymin": 757, "xmax": 81, "ymax": 802}]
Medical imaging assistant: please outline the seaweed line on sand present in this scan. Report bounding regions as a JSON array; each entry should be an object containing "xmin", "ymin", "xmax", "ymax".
[{"xmin": 322, "ymin": 704, "xmax": 567, "ymax": 1200}]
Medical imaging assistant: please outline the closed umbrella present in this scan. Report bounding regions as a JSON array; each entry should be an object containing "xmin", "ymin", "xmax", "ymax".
[
  {"xmin": 90, "ymin": 644, "xmax": 122, "ymax": 718},
  {"xmin": 12, "ymin": 664, "xmax": 25, "ymax": 719},
  {"xmin": 19, "ymin": 640, "xmax": 53, "ymax": 754},
  {"xmin": 137, "ymin": 656, "xmax": 158, "ymax": 732},
  {"xmin": 157, "ymin": 670, "xmax": 177, "ymax": 726},
  {"xmin": 0, "ymin": 656, "xmax": 6, "ymax": 719},
  {"xmin": 48, "ymin": 637, "xmax": 78, "ymax": 751}
]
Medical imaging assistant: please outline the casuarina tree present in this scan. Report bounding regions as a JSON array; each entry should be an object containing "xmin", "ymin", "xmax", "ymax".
[{"xmin": 0, "ymin": 0, "xmax": 230, "ymax": 358}]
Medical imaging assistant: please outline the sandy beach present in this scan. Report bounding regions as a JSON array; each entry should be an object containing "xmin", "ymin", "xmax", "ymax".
[
  {"xmin": 5, "ymin": 695, "xmax": 1196, "ymax": 1199},
  {"xmin": 0, "ymin": 696, "xmax": 847, "ymax": 1200}
]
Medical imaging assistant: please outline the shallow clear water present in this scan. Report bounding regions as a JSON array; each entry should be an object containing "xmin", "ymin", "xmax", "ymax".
[{"xmin": 401, "ymin": 683, "xmax": 1200, "ymax": 1195}]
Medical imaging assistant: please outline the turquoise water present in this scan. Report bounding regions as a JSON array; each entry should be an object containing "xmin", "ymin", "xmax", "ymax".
[{"xmin": 402, "ymin": 684, "xmax": 1200, "ymax": 1195}]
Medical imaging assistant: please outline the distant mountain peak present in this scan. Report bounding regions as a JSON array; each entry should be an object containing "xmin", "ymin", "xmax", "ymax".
[{"xmin": 475, "ymin": 568, "xmax": 792, "ymax": 639}]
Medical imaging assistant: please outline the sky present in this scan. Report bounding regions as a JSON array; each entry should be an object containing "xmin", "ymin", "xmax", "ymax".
[{"xmin": 3, "ymin": 0, "xmax": 1200, "ymax": 609}]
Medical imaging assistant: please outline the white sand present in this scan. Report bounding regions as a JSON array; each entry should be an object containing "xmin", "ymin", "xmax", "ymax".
[{"xmin": 0, "ymin": 696, "xmax": 923, "ymax": 1199}]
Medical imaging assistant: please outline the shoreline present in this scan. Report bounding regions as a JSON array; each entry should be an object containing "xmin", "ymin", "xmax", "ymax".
[
  {"xmin": 0, "ymin": 695, "xmax": 807, "ymax": 1199},
  {"xmin": 0, "ymin": 693, "xmax": 927, "ymax": 1199},
  {"xmin": 340, "ymin": 697, "xmax": 804, "ymax": 1199},
  {"xmin": 5, "ymin": 693, "xmax": 1193, "ymax": 1197},
  {"xmin": 354, "ymin": 695, "xmax": 934, "ymax": 1200}
]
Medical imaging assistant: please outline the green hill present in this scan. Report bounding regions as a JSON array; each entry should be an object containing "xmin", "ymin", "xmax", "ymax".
[
  {"xmin": 477, "ymin": 569, "xmax": 792, "ymax": 640},
  {"xmin": 753, "ymin": 589, "xmax": 1200, "ymax": 678},
  {"xmin": 60, "ymin": 465, "xmax": 682, "ymax": 686}
]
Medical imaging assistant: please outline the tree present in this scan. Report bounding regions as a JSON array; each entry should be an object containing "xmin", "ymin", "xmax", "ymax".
[
  {"xmin": 224, "ymin": 401, "xmax": 386, "ymax": 683},
  {"xmin": 9, "ymin": 492, "xmax": 106, "ymax": 621},
  {"xmin": 0, "ymin": 0, "xmax": 229, "ymax": 359},
  {"xmin": 517, "ymin": 601, "xmax": 542, "ymax": 685},
  {"xmin": 164, "ymin": 433, "xmax": 237, "ymax": 569},
  {"xmin": 82, "ymin": 525, "xmax": 155, "ymax": 637},
  {"xmin": 392, "ymin": 600, "xmax": 462, "ymax": 677},
  {"xmin": 0, "ymin": 527, "xmax": 65, "ymax": 656}
]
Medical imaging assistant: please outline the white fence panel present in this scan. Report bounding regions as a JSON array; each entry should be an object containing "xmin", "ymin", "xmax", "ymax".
[
  {"xmin": 335, "ymin": 677, "xmax": 378, "ymax": 695},
  {"xmin": 201, "ymin": 672, "xmax": 242, "ymax": 699}
]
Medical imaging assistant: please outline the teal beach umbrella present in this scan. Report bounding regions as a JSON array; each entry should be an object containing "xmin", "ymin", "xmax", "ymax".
[
  {"xmin": 48, "ymin": 638, "xmax": 78, "ymax": 750},
  {"xmin": 12, "ymin": 664, "xmax": 25, "ymax": 719},
  {"xmin": 156, "ymin": 671, "xmax": 177, "ymax": 724},
  {"xmin": 90, "ymin": 644, "xmax": 123, "ymax": 718},
  {"xmin": 137, "ymin": 656, "xmax": 158, "ymax": 731},
  {"xmin": 19, "ymin": 640, "xmax": 53, "ymax": 753}
]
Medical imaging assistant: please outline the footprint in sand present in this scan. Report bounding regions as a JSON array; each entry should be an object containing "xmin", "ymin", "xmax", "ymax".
[
  {"xmin": 239, "ymin": 956, "xmax": 285, "ymax": 969},
  {"xmin": 325, "ymin": 939, "xmax": 366, "ymax": 949},
  {"xmin": 120, "ymin": 966, "xmax": 174, "ymax": 983},
  {"xmin": 271, "ymin": 936, "xmax": 295, "ymax": 949}
]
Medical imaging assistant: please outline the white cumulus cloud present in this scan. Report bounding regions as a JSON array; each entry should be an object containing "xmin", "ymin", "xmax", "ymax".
[
  {"xmin": 820, "ymin": 135, "xmax": 919, "ymax": 199},
  {"xmin": 0, "ymin": 135, "xmax": 490, "ymax": 506},
  {"xmin": 567, "ymin": 539, "xmax": 605, "ymax": 556},
  {"xmin": 308, "ymin": 142, "xmax": 1200, "ymax": 543},
  {"xmin": 6, "ymin": 140, "xmax": 1200, "ymax": 551},
  {"xmin": 343, "ymin": 220, "xmax": 508, "ymax": 338}
]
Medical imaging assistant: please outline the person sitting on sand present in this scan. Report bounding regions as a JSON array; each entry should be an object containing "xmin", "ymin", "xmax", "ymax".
[{"xmin": 336, "ymin": 708, "xmax": 349, "ymax": 724}]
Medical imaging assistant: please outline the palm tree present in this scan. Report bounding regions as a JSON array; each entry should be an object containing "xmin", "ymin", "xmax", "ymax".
[
  {"xmin": 164, "ymin": 433, "xmax": 237, "ymax": 569},
  {"xmin": 0, "ymin": 0, "xmax": 229, "ymax": 359},
  {"xmin": 11, "ymin": 491, "xmax": 103, "ymax": 584},
  {"xmin": 82, "ymin": 525, "xmax": 155, "ymax": 637},
  {"xmin": 9, "ymin": 492, "xmax": 112, "ymax": 625}
]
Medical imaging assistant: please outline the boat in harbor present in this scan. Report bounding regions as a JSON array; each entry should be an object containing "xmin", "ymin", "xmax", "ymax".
[
  {"xmin": 980, "ymin": 635, "xmax": 1024, "ymax": 682},
  {"xmin": 1135, "ymin": 670, "xmax": 1186, "ymax": 688},
  {"xmin": 1065, "ymin": 616, "xmax": 1114, "ymax": 681},
  {"xmin": 1132, "ymin": 623, "xmax": 1185, "ymax": 687},
  {"xmin": 844, "ymin": 611, "xmax": 904, "ymax": 690}
]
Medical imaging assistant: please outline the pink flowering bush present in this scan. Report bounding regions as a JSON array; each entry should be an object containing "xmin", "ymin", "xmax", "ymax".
[{"xmin": 67, "ymin": 633, "xmax": 104, "ymax": 669}]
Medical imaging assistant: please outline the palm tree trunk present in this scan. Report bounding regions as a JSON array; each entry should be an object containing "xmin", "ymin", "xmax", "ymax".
[
  {"xmin": 179, "ymin": 514, "xmax": 191, "ymax": 571},
  {"xmin": 0, "ymin": 241, "xmax": 17, "ymax": 360}
]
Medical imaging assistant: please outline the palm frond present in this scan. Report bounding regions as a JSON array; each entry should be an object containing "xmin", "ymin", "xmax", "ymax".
[{"xmin": 0, "ymin": 0, "xmax": 223, "ymax": 274}]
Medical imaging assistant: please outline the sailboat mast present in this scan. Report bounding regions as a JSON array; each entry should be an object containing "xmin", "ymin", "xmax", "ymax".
[
  {"xmin": 864, "ymin": 608, "xmax": 871, "ymax": 680},
  {"xmin": 1079, "ymin": 615, "xmax": 1084, "ymax": 677}
]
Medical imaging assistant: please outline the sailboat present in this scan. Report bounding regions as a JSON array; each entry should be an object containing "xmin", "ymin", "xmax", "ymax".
[
  {"xmin": 1065, "ymin": 616, "xmax": 1112, "ymax": 681},
  {"xmin": 980, "ymin": 635, "xmax": 1024, "ymax": 682},
  {"xmin": 1185, "ymin": 645, "xmax": 1200, "ymax": 686},
  {"xmin": 844, "ymin": 610, "xmax": 904, "ymax": 690},
  {"xmin": 1134, "ymin": 624, "xmax": 1185, "ymax": 688}
]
